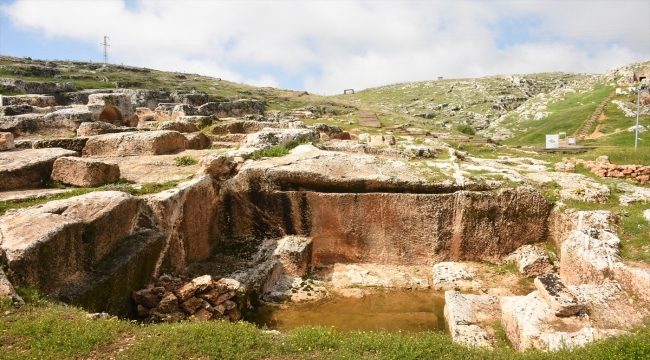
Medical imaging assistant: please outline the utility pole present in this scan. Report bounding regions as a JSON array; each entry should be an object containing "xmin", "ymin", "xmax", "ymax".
[
  {"xmin": 636, "ymin": 84, "xmax": 646, "ymax": 150},
  {"xmin": 100, "ymin": 36, "xmax": 110, "ymax": 65}
]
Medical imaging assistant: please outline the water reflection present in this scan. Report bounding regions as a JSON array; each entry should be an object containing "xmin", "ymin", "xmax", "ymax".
[{"xmin": 247, "ymin": 289, "xmax": 446, "ymax": 333}]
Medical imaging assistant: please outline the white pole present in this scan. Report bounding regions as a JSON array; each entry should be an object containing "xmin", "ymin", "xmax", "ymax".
[
  {"xmin": 0, "ymin": 94, "xmax": 3, "ymax": 107},
  {"xmin": 636, "ymin": 86, "xmax": 640, "ymax": 150}
]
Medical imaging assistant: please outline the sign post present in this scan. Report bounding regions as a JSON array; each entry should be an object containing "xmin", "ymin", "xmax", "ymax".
[{"xmin": 546, "ymin": 134, "xmax": 559, "ymax": 149}]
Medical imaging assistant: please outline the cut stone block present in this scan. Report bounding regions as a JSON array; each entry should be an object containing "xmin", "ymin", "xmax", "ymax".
[
  {"xmin": 274, "ymin": 236, "xmax": 313, "ymax": 277},
  {"xmin": 444, "ymin": 290, "xmax": 503, "ymax": 348},
  {"xmin": 82, "ymin": 130, "xmax": 189, "ymax": 156},
  {"xmin": 501, "ymin": 291, "xmax": 624, "ymax": 352},
  {"xmin": 560, "ymin": 229, "xmax": 620, "ymax": 285},
  {"xmin": 0, "ymin": 132, "xmax": 15, "ymax": 151},
  {"xmin": 432, "ymin": 262, "xmax": 481, "ymax": 291},
  {"xmin": 0, "ymin": 148, "xmax": 78, "ymax": 191},
  {"xmin": 612, "ymin": 263, "xmax": 650, "ymax": 303},
  {"xmin": 534, "ymin": 273, "xmax": 583, "ymax": 317},
  {"xmin": 157, "ymin": 119, "xmax": 200, "ymax": 133},
  {"xmin": 185, "ymin": 132, "xmax": 212, "ymax": 150},
  {"xmin": 32, "ymin": 137, "xmax": 89, "ymax": 153},
  {"xmin": 506, "ymin": 244, "xmax": 554, "ymax": 277},
  {"xmin": 51, "ymin": 156, "xmax": 120, "ymax": 187}
]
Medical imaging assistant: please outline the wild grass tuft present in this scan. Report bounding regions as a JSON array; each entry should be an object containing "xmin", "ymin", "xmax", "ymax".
[{"xmin": 173, "ymin": 156, "xmax": 198, "ymax": 166}]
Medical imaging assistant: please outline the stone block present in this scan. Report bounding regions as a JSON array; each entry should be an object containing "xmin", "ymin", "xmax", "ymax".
[
  {"xmin": 0, "ymin": 132, "xmax": 15, "ymax": 151},
  {"xmin": 560, "ymin": 230, "xmax": 620, "ymax": 286},
  {"xmin": 506, "ymin": 244, "xmax": 554, "ymax": 277},
  {"xmin": 185, "ymin": 132, "xmax": 212, "ymax": 150},
  {"xmin": 51, "ymin": 157, "xmax": 120, "ymax": 187},
  {"xmin": 0, "ymin": 148, "xmax": 78, "ymax": 191},
  {"xmin": 444, "ymin": 290, "xmax": 503, "ymax": 348},
  {"xmin": 157, "ymin": 119, "xmax": 200, "ymax": 133},
  {"xmin": 432, "ymin": 262, "xmax": 481, "ymax": 291},
  {"xmin": 534, "ymin": 274, "xmax": 583, "ymax": 317},
  {"xmin": 274, "ymin": 236, "xmax": 313, "ymax": 277},
  {"xmin": 82, "ymin": 130, "xmax": 189, "ymax": 156}
]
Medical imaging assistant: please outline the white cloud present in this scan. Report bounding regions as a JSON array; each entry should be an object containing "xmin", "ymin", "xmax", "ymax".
[
  {"xmin": 244, "ymin": 74, "xmax": 279, "ymax": 88},
  {"xmin": 2, "ymin": 0, "xmax": 649, "ymax": 94}
]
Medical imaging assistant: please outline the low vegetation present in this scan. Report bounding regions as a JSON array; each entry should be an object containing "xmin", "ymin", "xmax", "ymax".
[
  {"xmin": 1, "ymin": 296, "xmax": 649, "ymax": 360},
  {"xmin": 173, "ymin": 155, "xmax": 198, "ymax": 166}
]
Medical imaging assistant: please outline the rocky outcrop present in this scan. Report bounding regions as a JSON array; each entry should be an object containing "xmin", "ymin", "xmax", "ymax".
[
  {"xmin": 273, "ymin": 236, "xmax": 312, "ymax": 277},
  {"xmin": 76, "ymin": 121, "xmax": 136, "ymax": 136},
  {"xmin": 0, "ymin": 148, "xmax": 78, "ymax": 191},
  {"xmin": 132, "ymin": 275, "xmax": 241, "ymax": 323},
  {"xmin": 209, "ymin": 120, "xmax": 306, "ymax": 135},
  {"xmin": 1, "ymin": 95, "xmax": 57, "ymax": 107},
  {"xmin": 242, "ymin": 129, "xmax": 318, "ymax": 149},
  {"xmin": 32, "ymin": 137, "xmax": 89, "ymax": 153},
  {"xmin": 157, "ymin": 119, "xmax": 200, "ymax": 133},
  {"xmin": 185, "ymin": 132, "xmax": 212, "ymax": 150},
  {"xmin": 560, "ymin": 230, "xmax": 620, "ymax": 286},
  {"xmin": 0, "ymin": 268, "xmax": 24, "ymax": 304},
  {"xmin": 432, "ymin": 262, "xmax": 481, "ymax": 291},
  {"xmin": 547, "ymin": 209, "xmax": 618, "ymax": 249},
  {"xmin": 501, "ymin": 291, "xmax": 625, "ymax": 351},
  {"xmin": 51, "ymin": 157, "xmax": 120, "ymax": 187},
  {"xmin": 444, "ymin": 291, "xmax": 504, "ymax": 348},
  {"xmin": 197, "ymin": 99, "xmax": 265, "ymax": 117},
  {"xmin": 220, "ymin": 146, "xmax": 552, "ymax": 265},
  {"xmin": 506, "ymin": 245, "xmax": 554, "ymax": 277},
  {"xmin": 1, "ymin": 108, "xmax": 91, "ymax": 137},
  {"xmin": 534, "ymin": 274, "xmax": 583, "ymax": 317},
  {"xmin": 82, "ymin": 130, "xmax": 189, "ymax": 156},
  {"xmin": 144, "ymin": 176, "xmax": 221, "ymax": 273}
]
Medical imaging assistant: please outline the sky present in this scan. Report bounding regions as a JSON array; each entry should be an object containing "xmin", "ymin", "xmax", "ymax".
[{"xmin": 0, "ymin": 0, "xmax": 649, "ymax": 95}]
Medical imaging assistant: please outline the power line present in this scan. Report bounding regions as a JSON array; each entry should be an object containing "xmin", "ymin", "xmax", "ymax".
[{"xmin": 100, "ymin": 36, "xmax": 110, "ymax": 65}]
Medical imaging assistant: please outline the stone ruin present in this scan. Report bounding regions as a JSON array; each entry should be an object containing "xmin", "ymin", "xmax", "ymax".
[{"xmin": 1, "ymin": 77, "xmax": 650, "ymax": 353}]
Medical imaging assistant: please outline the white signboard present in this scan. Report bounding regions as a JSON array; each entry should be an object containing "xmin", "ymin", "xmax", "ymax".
[
  {"xmin": 567, "ymin": 137, "xmax": 576, "ymax": 145},
  {"xmin": 546, "ymin": 134, "xmax": 560, "ymax": 149},
  {"xmin": 616, "ymin": 88, "xmax": 622, "ymax": 95}
]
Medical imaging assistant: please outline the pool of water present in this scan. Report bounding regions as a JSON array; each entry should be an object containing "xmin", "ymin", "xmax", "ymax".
[{"xmin": 246, "ymin": 289, "xmax": 447, "ymax": 333}]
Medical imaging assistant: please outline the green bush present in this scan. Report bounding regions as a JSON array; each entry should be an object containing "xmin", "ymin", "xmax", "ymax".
[
  {"xmin": 173, "ymin": 156, "xmax": 198, "ymax": 166},
  {"xmin": 456, "ymin": 124, "xmax": 476, "ymax": 136}
]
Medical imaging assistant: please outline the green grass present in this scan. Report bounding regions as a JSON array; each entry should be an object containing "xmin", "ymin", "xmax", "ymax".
[
  {"xmin": 1, "ymin": 297, "xmax": 650, "ymax": 359},
  {"xmin": 0, "ymin": 180, "xmax": 182, "ymax": 216},
  {"xmin": 249, "ymin": 140, "xmax": 309, "ymax": 160},
  {"xmin": 505, "ymin": 84, "xmax": 614, "ymax": 147}
]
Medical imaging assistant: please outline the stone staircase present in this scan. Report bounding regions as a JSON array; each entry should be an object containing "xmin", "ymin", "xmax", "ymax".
[{"xmin": 575, "ymin": 92, "xmax": 614, "ymax": 140}]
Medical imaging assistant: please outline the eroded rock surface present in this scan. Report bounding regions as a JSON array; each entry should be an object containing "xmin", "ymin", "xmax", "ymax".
[
  {"xmin": 433, "ymin": 262, "xmax": 481, "ymax": 291},
  {"xmin": 51, "ymin": 156, "xmax": 120, "ymax": 187},
  {"xmin": 506, "ymin": 245, "xmax": 554, "ymax": 277},
  {"xmin": 0, "ymin": 148, "xmax": 78, "ymax": 191},
  {"xmin": 444, "ymin": 291, "xmax": 504, "ymax": 348},
  {"xmin": 83, "ymin": 130, "xmax": 189, "ymax": 156}
]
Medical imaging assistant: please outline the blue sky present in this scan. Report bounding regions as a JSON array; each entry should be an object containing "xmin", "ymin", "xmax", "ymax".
[{"xmin": 1, "ymin": 0, "xmax": 649, "ymax": 94}]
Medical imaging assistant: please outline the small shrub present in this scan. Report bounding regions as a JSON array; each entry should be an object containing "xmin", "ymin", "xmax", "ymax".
[
  {"xmin": 174, "ymin": 156, "xmax": 198, "ymax": 166},
  {"xmin": 455, "ymin": 124, "xmax": 476, "ymax": 136}
]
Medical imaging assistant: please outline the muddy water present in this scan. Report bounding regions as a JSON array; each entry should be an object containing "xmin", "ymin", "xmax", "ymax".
[{"xmin": 247, "ymin": 289, "xmax": 447, "ymax": 332}]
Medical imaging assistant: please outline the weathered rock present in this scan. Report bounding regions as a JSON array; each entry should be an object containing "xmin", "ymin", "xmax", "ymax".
[
  {"xmin": 43, "ymin": 107, "xmax": 92, "ymax": 129},
  {"xmin": 0, "ymin": 191, "xmax": 142, "ymax": 294},
  {"xmin": 170, "ymin": 104, "xmax": 198, "ymax": 119},
  {"xmin": 274, "ymin": 236, "xmax": 313, "ymax": 277},
  {"xmin": 144, "ymin": 176, "xmax": 221, "ymax": 272},
  {"xmin": 0, "ymin": 148, "xmax": 78, "ymax": 191},
  {"xmin": 403, "ymin": 145, "xmax": 437, "ymax": 158},
  {"xmin": 367, "ymin": 134, "xmax": 396, "ymax": 146},
  {"xmin": 547, "ymin": 209, "xmax": 619, "ymax": 249},
  {"xmin": 157, "ymin": 119, "xmax": 200, "ymax": 133},
  {"xmin": 329, "ymin": 263, "xmax": 429, "ymax": 289},
  {"xmin": 195, "ymin": 149, "xmax": 253, "ymax": 179},
  {"xmin": 534, "ymin": 274, "xmax": 583, "ymax": 317},
  {"xmin": 432, "ymin": 262, "xmax": 481, "ymax": 291},
  {"xmin": 32, "ymin": 137, "xmax": 89, "ymax": 153},
  {"xmin": 506, "ymin": 245, "xmax": 554, "ymax": 277},
  {"xmin": 156, "ymin": 293, "xmax": 179, "ymax": 314},
  {"xmin": 197, "ymin": 289, "xmax": 221, "ymax": 306},
  {"xmin": 1, "ymin": 94, "xmax": 57, "ymax": 107},
  {"xmin": 175, "ymin": 282, "xmax": 199, "ymax": 303},
  {"xmin": 444, "ymin": 291, "xmax": 503, "ymax": 348},
  {"xmin": 241, "ymin": 129, "xmax": 318, "ymax": 149},
  {"xmin": 180, "ymin": 297, "xmax": 203, "ymax": 314},
  {"xmin": 0, "ymin": 268, "xmax": 24, "ymax": 304},
  {"xmin": 0, "ymin": 132, "xmax": 14, "ymax": 151},
  {"xmin": 214, "ymin": 278, "xmax": 240, "ymax": 293},
  {"xmin": 222, "ymin": 145, "xmax": 552, "ymax": 265},
  {"xmin": 560, "ymin": 230, "xmax": 620, "ymax": 286},
  {"xmin": 82, "ymin": 130, "xmax": 189, "ymax": 156},
  {"xmin": 51, "ymin": 157, "xmax": 120, "ymax": 187},
  {"xmin": 197, "ymin": 99, "xmax": 265, "ymax": 117},
  {"xmin": 644, "ymin": 209, "xmax": 650, "ymax": 222},
  {"xmin": 76, "ymin": 121, "xmax": 123, "ymax": 136},
  {"xmin": 500, "ymin": 291, "xmax": 621, "ymax": 351},
  {"xmin": 185, "ymin": 132, "xmax": 212, "ymax": 150},
  {"xmin": 193, "ymin": 308, "xmax": 214, "ymax": 322},
  {"xmin": 87, "ymin": 93, "xmax": 136, "ymax": 126},
  {"xmin": 137, "ymin": 304, "xmax": 150, "ymax": 317},
  {"xmin": 175, "ymin": 115, "xmax": 213, "ymax": 129},
  {"xmin": 1, "ymin": 104, "xmax": 34, "ymax": 116},
  {"xmin": 227, "ymin": 307, "xmax": 241, "ymax": 321},
  {"xmin": 132, "ymin": 288, "xmax": 161, "ymax": 308},
  {"xmin": 611, "ymin": 263, "xmax": 650, "ymax": 303}
]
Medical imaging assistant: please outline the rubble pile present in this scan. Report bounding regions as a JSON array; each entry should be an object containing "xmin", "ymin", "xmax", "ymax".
[
  {"xmin": 561, "ymin": 156, "xmax": 650, "ymax": 184},
  {"xmin": 132, "ymin": 275, "xmax": 242, "ymax": 323}
]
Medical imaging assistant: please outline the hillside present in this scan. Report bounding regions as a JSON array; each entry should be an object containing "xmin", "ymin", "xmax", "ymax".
[{"xmin": 1, "ymin": 55, "xmax": 648, "ymax": 148}]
